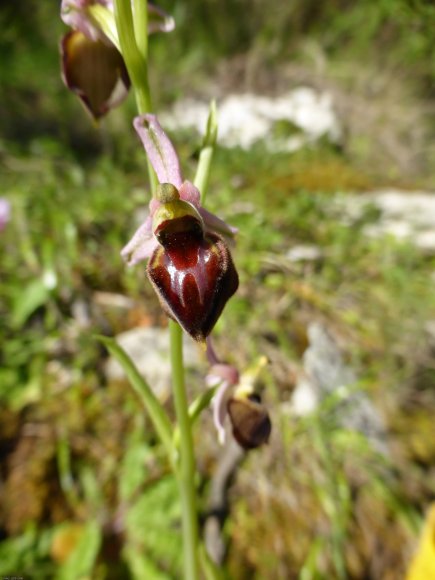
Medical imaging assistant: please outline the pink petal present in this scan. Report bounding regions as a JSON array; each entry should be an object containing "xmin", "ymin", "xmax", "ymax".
[
  {"xmin": 199, "ymin": 207, "xmax": 238, "ymax": 243},
  {"xmin": 0, "ymin": 198, "xmax": 10, "ymax": 231},
  {"xmin": 178, "ymin": 183, "xmax": 237, "ymax": 244},
  {"xmin": 206, "ymin": 363, "xmax": 240, "ymax": 444},
  {"xmin": 149, "ymin": 197, "xmax": 161, "ymax": 216},
  {"xmin": 179, "ymin": 181, "xmax": 201, "ymax": 207},
  {"xmin": 213, "ymin": 381, "xmax": 232, "ymax": 444},
  {"xmin": 61, "ymin": 0, "xmax": 111, "ymax": 42},
  {"xmin": 121, "ymin": 216, "xmax": 158, "ymax": 266},
  {"xmin": 210, "ymin": 364, "xmax": 239, "ymax": 386},
  {"xmin": 133, "ymin": 115, "xmax": 183, "ymax": 188}
]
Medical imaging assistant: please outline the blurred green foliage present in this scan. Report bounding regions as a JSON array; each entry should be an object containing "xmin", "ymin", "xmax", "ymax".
[{"xmin": 1, "ymin": 0, "xmax": 435, "ymax": 578}]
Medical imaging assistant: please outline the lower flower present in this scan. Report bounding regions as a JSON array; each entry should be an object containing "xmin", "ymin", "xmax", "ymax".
[
  {"xmin": 227, "ymin": 391, "xmax": 272, "ymax": 450},
  {"xmin": 206, "ymin": 348, "xmax": 272, "ymax": 448}
]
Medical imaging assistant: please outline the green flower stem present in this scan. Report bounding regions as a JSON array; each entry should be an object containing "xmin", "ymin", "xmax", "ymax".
[
  {"xmin": 113, "ymin": 4, "xmax": 211, "ymax": 575},
  {"xmin": 172, "ymin": 386, "xmax": 217, "ymax": 448},
  {"xmin": 169, "ymin": 108, "xmax": 222, "ymax": 573},
  {"xmin": 169, "ymin": 101, "xmax": 221, "ymax": 577},
  {"xmin": 133, "ymin": 0, "xmax": 148, "ymax": 61},
  {"xmin": 188, "ymin": 386, "xmax": 216, "ymax": 426},
  {"xmin": 114, "ymin": 0, "xmax": 150, "ymax": 112},
  {"xmin": 170, "ymin": 319, "xmax": 200, "ymax": 580},
  {"xmin": 194, "ymin": 147, "xmax": 213, "ymax": 204},
  {"xmin": 114, "ymin": 0, "xmax": 157, "ymax": 193}
]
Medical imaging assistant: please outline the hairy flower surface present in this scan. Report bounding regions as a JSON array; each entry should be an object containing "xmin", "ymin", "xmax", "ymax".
[
  {"xmin": 60, "ymin": 0, "xmax": 174, "ymax": 119},
  {"xmin": 122, "ymin": 115, "xmax": 238, "ymax": 341}
]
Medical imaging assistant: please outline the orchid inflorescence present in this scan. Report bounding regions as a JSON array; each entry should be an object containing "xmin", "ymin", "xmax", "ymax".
[
  {"xmin": 60, "ymin": 0, "xmax": 271, "ymax": 449},
  {"xmin": 123, "ymin": 114, "xmax": 271, "ymax": 447}
]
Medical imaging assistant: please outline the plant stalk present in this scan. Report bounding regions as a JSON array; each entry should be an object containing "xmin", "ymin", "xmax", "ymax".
[
  {"xmin": 133, "ymin": 0, "xmax": 148, "ymax": 60},
  {"xmin": 114, "ymin": 3, "xmax": 202, "ymax": 574},
  {"xmin": 170, "ymin": 319, "xmax": 200, "ymax": 580},
  {"xmin": 114, "ymin": 0, "xmax": 157, "ymax": 193}
]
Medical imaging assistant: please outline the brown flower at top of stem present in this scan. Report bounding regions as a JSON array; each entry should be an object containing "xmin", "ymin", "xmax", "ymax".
[{"xmin": 60, "ymin": 0, "xmax": 174, "ymax": 120}]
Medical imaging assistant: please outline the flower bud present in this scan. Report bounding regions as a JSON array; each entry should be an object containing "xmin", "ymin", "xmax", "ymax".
[
  {"xmin": 227, "ymin": 392, "xmax": 271, "ymax": 450},
  {"xmin": 60, "ymin": 30, "xmax": 129, "ymax": 120},
  {"xmin": 147, "ymin": 233, "xmax": 238, "ymax": 341}
]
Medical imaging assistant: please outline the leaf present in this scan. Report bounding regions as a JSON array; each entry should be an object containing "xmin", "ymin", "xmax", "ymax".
[
  {"xmin": 173, "ymin": 387, "xmax": 216, "ymax": 449},
  {"xmin": 96, "ymin": 335, "xmax": 174, "ymax": 462},
  {"xmin": 56, "ymin": 520, "xmax": 102, "ymax": 580},
  {"xmin": 119, "ymin": 437, "xmax": 151, "ymax": 502},
  {"xmin": 124, "ymin": 546, "xmax": 172, "ymax": 580},
  {"xmin": 0, "ymin": 526, "xmax": 55, "ymax": 577},
  {"xmin": 126, "ymin": 476, "xmax": 182, "ymax": 576},
  {"xmin": 194, "ymin": 100, "xmax": 218, "ymax": 202},
  {"xmin": 189, "ymin": 387, "xmax": 216, "ymax": 425},
  {"xmin": 11, "ymin": 277, "xmax": 51, "ymax": 329},
  {"xmin": 199, "ymin": 543, "xmax": 226, "ymax": 580}
]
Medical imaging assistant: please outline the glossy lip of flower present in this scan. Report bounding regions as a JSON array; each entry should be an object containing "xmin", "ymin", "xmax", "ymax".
[{"xmin": 121, "ymin": 114, "xmax": 237, "ymax": 267}]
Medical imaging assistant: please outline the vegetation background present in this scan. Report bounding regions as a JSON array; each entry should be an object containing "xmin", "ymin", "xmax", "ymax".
[{"xmin": 1, "ymin": 0, "xmax": 435, "ymax": 578}]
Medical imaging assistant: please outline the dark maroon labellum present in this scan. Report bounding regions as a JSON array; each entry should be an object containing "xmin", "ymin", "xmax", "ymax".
[
  {"xmin": 147, "ymin": 230, "xmax": 239, "ymax": 341},
  {"xmin": 154, "ymin": 215, "xmax": 204, "ymax": 247},
  {"xmin": 227, "ymin": 394, "xmax": 272, "ymax": 450}
]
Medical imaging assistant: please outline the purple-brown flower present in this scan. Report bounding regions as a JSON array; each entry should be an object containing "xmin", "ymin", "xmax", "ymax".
[
  {"xmin": 122, "ymin": 115, "xmax": 238, "ymax": 341},
  {"xmin": 206, "ymin": 340, "xmax": 271, "ymax": 447},
  {"xmin": 60, "ymin": 0, "xmax": 174, "ymax": 120}
]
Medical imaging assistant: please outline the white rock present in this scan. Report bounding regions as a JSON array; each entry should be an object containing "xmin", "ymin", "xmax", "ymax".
[
  {"xmin": 292, "ymin": 323, "xmax": 388, "ymax": 454},
  {"xmin": 160, "ymin": 88, "xmax": 341, "ymax": 152},
  {"xmin": 336, "ymin": 189, "xmax": 435, "ymax": 252},
  {"xmin": 291, "ymin": 377, "xmax": 318, "ymax": 415},
  {"xmin": 286, "ymin": 244, "xmax": 323, "ymax": 262}
]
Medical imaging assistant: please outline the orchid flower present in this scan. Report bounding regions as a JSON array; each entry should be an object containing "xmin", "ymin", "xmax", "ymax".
[
  {"xmin": 121, "ymin": 115, "xmax": 238, "ymax": 342},
  {"xmin": 122, "ymin": 115, "xmax": 237, "ymax": 267},
  {"xmin": 60, "ymin": 0, "xmax": 174, "ymax": 120},
  {"xmin": 206, "ymin": 339, "xmax": 272, "ymax": 448}
]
